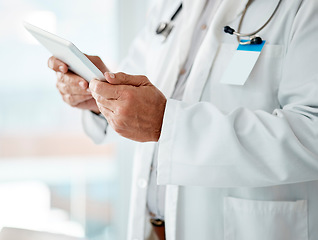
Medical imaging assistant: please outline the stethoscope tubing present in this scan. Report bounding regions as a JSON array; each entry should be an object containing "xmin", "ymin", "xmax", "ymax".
[
  {"xmin": 156, "ymin": 0, "xmax": 283, "ymax": 45},
  {"xmin": 236, "ymin": 0, "xmax": 282, "ymax": 38}
]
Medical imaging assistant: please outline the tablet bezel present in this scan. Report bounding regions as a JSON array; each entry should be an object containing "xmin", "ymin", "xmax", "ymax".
[{"xmin": 24, "ymin": 22, "xmax": 105, "ymax": 82}]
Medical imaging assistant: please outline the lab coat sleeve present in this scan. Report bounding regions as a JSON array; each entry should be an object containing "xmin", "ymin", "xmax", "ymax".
[
  {"xmin": 82, "ymin": 110, "xmax": 109, "ymax": 144},
  {"xmin": 157, "ymin": 0, "xmax": 318, "ymax": 188}
]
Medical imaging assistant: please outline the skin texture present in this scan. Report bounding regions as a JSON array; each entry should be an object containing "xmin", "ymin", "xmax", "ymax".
[
  {"xmin": 48, "ymin": 55, "xmax": 108, "ymax": 113},
  {"xmin": 48, "ymin": 56, "xmax": 167, "ymax": 142},
  {"xmin": 89, "ymin": 72, "xmax": 167, "ymax": 142}
]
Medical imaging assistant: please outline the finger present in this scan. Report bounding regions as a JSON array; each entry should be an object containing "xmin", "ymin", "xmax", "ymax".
[
  {"xmin": 75, "ymin": 98, "xmax": 100, "ymax": 113},
  {"xmin": 97, "ymin": 103, "xmax": 114, "ymax": 118},
  {"xmin": 57, "ymin": 72, "xmax": 89, "ymax": 92},
  {"xmin": 48, "ymin": 56, "xmax": 68, "ymax": 73},
  {"xmin": 104, "ymin": 72, "xmax": 151, "ymax": 87},
  {"xmin": 89, "ymin": 78, "xmax": 122, "ymax": 99},
  {"xmin": 56, "ymin": 81, "xmax": 91, "ymax": 95},
  {"xmin": 84, "ymin": 54, "xmax": 108, "ymax": 73},
  {"xmin": 91, "ymin": 92, "xmax": 117, "ymax": 112},
  {"xmin": 62, "ymin": 94, "xmax": 93, "ymax": 106},
  {"xmin": 75, "ymin": 98, "xmax": 100, "ymax": 114}
]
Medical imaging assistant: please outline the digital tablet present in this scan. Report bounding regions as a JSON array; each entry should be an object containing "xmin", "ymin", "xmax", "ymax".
[{"xmin": 24, "ymin": 22, "xmax": 105, "ymax": 82}]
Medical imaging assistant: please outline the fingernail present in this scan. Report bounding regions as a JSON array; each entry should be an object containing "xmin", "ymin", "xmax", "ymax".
[
  {"xmin": 86, "ymin": 88, "xmax": 91, "ymax": 93},
  {"xmin": 92, "ymin": 92, "xmax": 97, "ymax": 98},
  {"xmin": 107, "ymin": 72, "xmax": 115, "ymax": 79},
  {"xmin": 79, "ymin": 81, "xmax": 86, "ymax": 89},
  {"xmin": 48, "ymin": 60, "xmax": 53, "ymax": 69},
  {"xmin": 59, "ymin": 66, "xmax": 65, "ymax": 73}
]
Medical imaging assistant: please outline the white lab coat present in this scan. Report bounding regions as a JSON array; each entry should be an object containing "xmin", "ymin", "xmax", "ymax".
[{"xmin": 83, "ymin": 0, "xmax": 318, "ymax": 239}]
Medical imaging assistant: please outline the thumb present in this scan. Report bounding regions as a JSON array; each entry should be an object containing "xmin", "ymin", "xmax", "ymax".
[{"xmin": 104, "ymin": 72, "xmax": 151, "ymax": 87}]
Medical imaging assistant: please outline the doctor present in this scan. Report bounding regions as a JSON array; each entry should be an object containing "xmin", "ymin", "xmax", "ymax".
[{"xmin": 48, "ymin": 0, "xmax": 318, "ymax": 239}]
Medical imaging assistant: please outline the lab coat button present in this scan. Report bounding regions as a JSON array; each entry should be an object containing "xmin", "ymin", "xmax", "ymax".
[
  {"xmin": 201, "ymin": 24, "xmax": 207, "ymax": 30},
  {"xmin": 138, "ymin": 179, "xmax": 147, "ymax": 188},
  {"xmin": 179, "ymin": 68, "xmax": 186, "ymax": 75}
]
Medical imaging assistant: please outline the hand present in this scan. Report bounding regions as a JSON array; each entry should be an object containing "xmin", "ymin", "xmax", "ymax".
[
  {"xmin": 48, "ymin": 55, "xmax": 108, "ymax": 113},
  {"xmin": 89, "ymin": 72, "xmax": 167, "ymax": 142}
]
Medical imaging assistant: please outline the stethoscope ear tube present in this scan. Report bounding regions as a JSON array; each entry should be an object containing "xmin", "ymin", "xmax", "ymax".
[
  {"xmin": 224, "ymin": 26, "xmax": 235, "ymax": 35},
  {"xmin": 224, "ymin": 0, "xmax": 283, "ymax": 45},
  {"xmin": 224, "ymin": 26, "xmax": 263, "ymax": 45}
]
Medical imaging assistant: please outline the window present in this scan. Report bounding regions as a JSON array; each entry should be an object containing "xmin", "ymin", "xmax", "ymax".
[{"xmin": 0, "ymin": 0, "xmax": 149, "ymax": 239}]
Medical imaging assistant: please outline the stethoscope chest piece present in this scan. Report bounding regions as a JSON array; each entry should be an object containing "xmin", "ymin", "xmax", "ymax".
[
  {"xmin": 156, "ymin": 3, "xmax": 183, "ymax": 40},
  {"xmin": 156, "ymin": 22, "xmax": 174, "ymax": 39}
]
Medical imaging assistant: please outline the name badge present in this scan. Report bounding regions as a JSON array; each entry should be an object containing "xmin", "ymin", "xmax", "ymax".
[{"xmin": 220, "ymin": 41, "xmax": 266, "ymax": 85}]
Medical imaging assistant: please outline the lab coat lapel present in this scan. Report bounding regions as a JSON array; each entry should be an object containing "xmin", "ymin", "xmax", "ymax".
[
  {"xmin": 177, "ymin": 0, "xmax": 207, "ymax": 68},
  {"xmin": 164, "ymin": 0, "xmax": 249, "ymax": 239},
  {"xmin": 128, "ymin": 143, "xmax": 156, "ymax": 239},
  {"xmin": 161, "ymin": 2, "xmax": 207, "ymax": 240},
  {"xmin": 164, "ymin": 185, "xmax": 179, "ymax": 240},
  {"xmin": 183, "ymin": 0, "xmax": 250, "ymax": 103},
  {"xmin": 158, "ymin": 0, "xmax": 206, "ymax": 98}
]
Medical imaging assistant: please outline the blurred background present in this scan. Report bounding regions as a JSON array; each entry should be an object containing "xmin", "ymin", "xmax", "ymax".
[{"xmin": 0, "ymin": 0, "xmax": 152, "ymax": 239}]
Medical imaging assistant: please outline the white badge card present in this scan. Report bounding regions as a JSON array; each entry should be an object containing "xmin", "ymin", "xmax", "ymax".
[{"xmin": 220, "ymin": 41, "xmax": 266, "ymax": 85}]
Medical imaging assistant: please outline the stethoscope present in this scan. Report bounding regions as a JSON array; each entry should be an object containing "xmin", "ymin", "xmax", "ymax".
[
  {"xmin": 224, "ymin": 0, "xmax": 283, "ymax": 45},
  {"xmin": 156, "ymin": 0, "xmax": 282, "ymax": 45},
  {"xmin": 156, "ymin": 3, "xmax": 183, "ymax": 40}
]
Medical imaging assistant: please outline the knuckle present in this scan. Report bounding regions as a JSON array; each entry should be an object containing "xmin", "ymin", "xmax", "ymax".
[
  {"xmin": 64, "ymin": 94, "xmax": 74, "ymax": 105},
  {"xmin": 122, "ymin": 73, "xmax": 127, "ymax": 82},
  {"xmin": 117, "ymin": 72, "xmax": 126, "ymax": 81},
  {"xmin": 63, "ymin": 84, "xmax": 71, "ymax": 93},
  {"xmin": 57, "ymin": 72, "xmax": 64, "ymax": 82},
  {"xmin": 58, "ymin": 83, "xmax": 69, "ymax": 93},
  {"xmin": 114, "ymin": 88, "xmax": 120, "ymax": 98},
  {"xmin": 65, "ymin": 94, "xmax": 71, "ymax": 101},
  {"xmin": 141, "ymin": 75, "xmax": 147, "ymax": 81},
  {"xmin": 56, "ymin": 82, "xmax": 64, "ymax": 92},
  {"xmin": 121, "ymin": 89, "xmax": 133, "ymax": 100},
  {"xmin": 63, "ymin": 74, "xmax": 69, "ymax": 82},
  {"xmin": 94, "ymin": 94, "xmax": 103, "ymax": 103},
  {"xmin": 74, "ymin": 76, "xmax": 82, "ymax": 83},
  {"xmin": 93, "ymin": 81, "xmax": 103, "ymax": 93},
  {"xmin": 68, "ymin": 95, "xmax": 75, "ymax": 104},
  {"xmin": 140, "ymin": 75, "xmax": 150, "ymax": 86},
  {"xmin": 116, "ymin": 106, "xmax": 128, "ymax": 116}
]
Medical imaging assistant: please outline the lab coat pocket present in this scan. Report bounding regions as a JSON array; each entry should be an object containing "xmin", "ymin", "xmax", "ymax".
[{"xmin": 224, "ymin": 197, "xmax": 308, "ymax": 240}]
